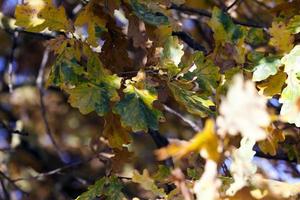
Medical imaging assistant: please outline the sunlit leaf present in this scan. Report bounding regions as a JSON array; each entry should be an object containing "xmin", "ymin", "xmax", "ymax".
[
  {"xmin": 168, "ymin": 81, "xmax": 215, "ymax": 117},
  {"xmin": 287, "ymin": 15, "xmax": 300, "ymax": 34},
  {"xmin": 252, "ymin": 56, "xmax": 282, "ymax": 82},
  {"xmin": 15, "ymin": 0, "xmax": 71, "ymax": 32},
  {"xmin": 279, "ymin": 45, "xmax": 300, "ymax": 126},
  {"xmin": 75, "ymin": 0, "xmax": 107, "ymax": 46},
  {"xmin": 269, "ymin": 21, "xmax": 294, "ymax": 53},
  {"xmin": 217, "ymin": 74, "xmax": 270, "ymax": 141},
  {"xmin": 113, "ymin": 83, "xmax": 163, "ymax": 132},
  {"xmin": 226, "ymin": 137, "xmax": 257, "ymax": 196},
  {"xmin": 156, "ymin": 119, "xmax": 219, "ymax": 161}
]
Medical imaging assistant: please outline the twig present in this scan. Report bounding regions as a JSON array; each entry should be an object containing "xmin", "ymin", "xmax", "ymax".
[
  {"xmin": 148, "ymin": 129, "xmax": 174, "ymax": 168},
  {"xmin": 36, "ymin": 48, "xmax": 65, "ymax": 161},
  {"xmin": 7, "ymin": 31, "xmax": 18, "ymax": 93},
  {"xmin": 226, "ymin": 0, "xmax": 242, "ymax": 11},
  {"xmin": 0, "ymin": 179, "xmax": 9, "ymax": 200},
  {"xmin": 13, "ymin": 156, "xmax": 96, "ymax": 182},
  {"xmin": 169, "ymin": 3, "xmax": 268, "ymax": 28},
  {"xmin": 0, "ymin": 171, "xmax": 28, "ymax": 195},
  {"xmin": 163, "ymin": 105, "xmax": 201, "ymax": 132},
  {"xmin": 172, "ymin": 31, "xmax": 207, "ymax": 53}
]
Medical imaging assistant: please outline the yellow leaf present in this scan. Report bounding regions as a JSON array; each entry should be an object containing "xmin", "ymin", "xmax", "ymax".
[
  {"xmin": 15, "ymin": 0, "xmax": 71, "ymax": 32},
  {"xmin": 258, "ymin": 125, "xmax": 285, "ymax": 156},
  {"xmin": 156, "ymin": 119, "xmax": 219, "ymax": 161},
  {"xmin": 269, "ymin": 21, "xmax": 294, "ymax": 53},
  {"xmin": 257, "ymin": 71, "xmax": 287, "ymax": 97},
  {"xmin": 132, "ymin": 169, "xmax": 166, "ymax": 197},
  {"xmin": 75, "ymin": 0, "xmax": 107, "ymax": 46}
]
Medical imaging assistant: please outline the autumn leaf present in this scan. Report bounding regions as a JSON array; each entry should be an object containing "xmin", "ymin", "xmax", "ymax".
[
  {"xmin": 103, "ymin": 114, "xmax": 131, "ymax": 149},
  {"xmin": 287, "ymin": 15, "xmax": 300, "ymax": 34},
  {"xmin": 182, "ymin": 51, "xmax": 220, "ymax": 96},
  {"xmin": 226, "ymin": 137, "xmax": 257, "ymax": 196},
  {"xmin": 74, "ymin": 0, "xmax": 107, "ymax": 46},
  {"xmin": 130, "ymin": 0, "xmax": 169, "ymax": 26},
  {"xmin": 156, "ymin": 119, "xmax": 220, "ymax": 161},
  {"xmin": 252, "ymin": 56, "xmax": 282, "ymax": 82},
  {"xmin": 257, "ymin": 71, "xmax": 287, "ymax": 97},
  {"xmin": 279, "ymin": 45, "xmax": 300, "ymax": 127},
  {"xmin": 269, "ymin": 21, "xmax": 294, "ymax": 53},
  {"xmin": 15, "ymin": 0, "xmax": 71, "ymax": 32},
  {"xmin": 168, "ymin": 81, "xmax": 215, "ymax": 117},
  {"xmin": 113, "ymin": 83, "xmax": 163, "ymax": 132},
  {"xmin": 258, "ymin": 125, "xmax": 285, "ymax": 156},
  {"xmin": 217, "ymin": 74, "xmax": 270, "ymax": 141},
  {"xmin": 132, "ymin": 169, "xmax": 166, "ymax": 197}
]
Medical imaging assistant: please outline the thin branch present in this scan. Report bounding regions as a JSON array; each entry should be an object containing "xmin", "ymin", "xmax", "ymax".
[
  {"xmin": 169, "ymin": 3, "xmax": 268, "ymax": 28},
  {"xmin": 36, "ymin": 48, "xmax": 65, "ymax": 161},
  {"xmin": 163, "ymin": 105, "xmax": 201, "ymax": 132},
  {"xmin": 226, "ymin": 0, "xmax": 242, "ymax": 11},
  {"xmin": 172, "ymin": 31, "xmax": 207, "ymax": 53},
  {"xmin": 0, "ymin": 171, "xmax": 28, "ymax": 195},
  {"xmin": 7, "ymin": 31, "xmax": 18, "ymax": 93},
  {"xmin": 13, "ymin": 156, "xmax": 96, "ymax": 182}
]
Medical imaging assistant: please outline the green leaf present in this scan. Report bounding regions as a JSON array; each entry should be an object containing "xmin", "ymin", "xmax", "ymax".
[
  {"xmin": 113, "ymin": 84, "xmax": 163, "ymax": 132},
  {"xmin": 280, "ymin": 45, "xmax": 300, "ymax": 127},
  {"xmin": 252, "ymin": 56, "xmax": 282, "ymax": 82},
  {"xmin": 183, "ymin": 52, "xmax": 220, "ymax": 95},
  {"xmin": 208, "ymin": 7, "xmax": 246, "ymax": 44},
  {"xmin": 76, "ymin": 177, "xmax": 106, "ymax": 200},
  {"xmin": 168, "ymin": 82, "xmax": 215, "ymax": 117},
  {"xmin": 245, "ymin": 28, "xmax": 267, "ymax": 46},
  {"xmin": 130, "ymin": 0, "xmax": 169, "ymax": 26},
  {"xmin": 288, "ymin": 15, "xmax": 300, "ymax": 34},
  {"xmin": 76, "ymin": 176, "xmax": 124, "ymax": 200},
  {"xmin": 66, "ymin": 83, "xmax": 111, "ymax": 116}
]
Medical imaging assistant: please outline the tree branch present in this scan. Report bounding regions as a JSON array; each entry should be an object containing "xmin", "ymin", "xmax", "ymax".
[
  {"xmin": 172, "ymin": 31, "xmax": 207, "ymax": 53},
  {"xmin": 169, "ymin": 3, "xmax": 268, "ymax": 28}
]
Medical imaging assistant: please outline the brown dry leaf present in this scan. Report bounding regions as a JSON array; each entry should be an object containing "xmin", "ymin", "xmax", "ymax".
[{"xmin": 103, "ymin": 114, "xmax": 132, "ymax": 149}]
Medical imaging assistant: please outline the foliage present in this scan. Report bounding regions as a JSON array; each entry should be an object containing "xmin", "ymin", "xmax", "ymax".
[{"xmin": 1, "ymin": 0, "xmax": 300, "ymax": 199}]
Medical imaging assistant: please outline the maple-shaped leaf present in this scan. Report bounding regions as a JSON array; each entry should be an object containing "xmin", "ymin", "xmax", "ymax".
[
  {"xmin": 226, "ymin": 137, "xmax": 257, "ymax": 196},
  {"xmin": 76, "ymin": 176, "xmax": 124, "ymax": 200},
  {"xmin": 258, "ymin": 124, "xmax": 285, "ymax": 156},
  {"xmin": 168, "ymin": 81, "xmax": 215, "ymax": 117},
  {"xmin": 75, "ymin": 0, "xmax": 107, "ymax": 46},
  {"xmin": 132, "ymin": 169, "xmax": 166, "ymax": 197},
  {"xmin": 156, "ymin": 119, "xmax": 220, "ymax": 162},
  {"xmin": 130, "ymin": 0, "xmax": 169, "ymax": 26},
  {"xmin": 113, "ymin": 83, "xmax": 163, "ymax": 132},
  {"xmin": 217, "ymin": 74, "xmax": 270, "ymax": 141},
  {"xmin": 257, "ymin": 71, "xmax": 287, "ymax": 97},
  {"xmin": 103, "ymin": 114, "xmax": 131, "ymax": 149},
  {"xmin": 287, "ymin": 15, "xmax": 300, "ymax": 34},
  {"xmin": 183, "ymin": 51, "xmax": 220, "ymax": 95},
  {"xmin": 269, "ymin": 21, "xmax": 294, "ymax": 53},
  {"xmin": 15, "ymin": 0, "xmax": 71, "ymax": 32},
  {"xmin": 252, "ymin": 56, "xmax": 282, "ymax": 82},
  {"xmin": 279, "ymin": 45, "xmax": 300, "ymax": 127}
]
